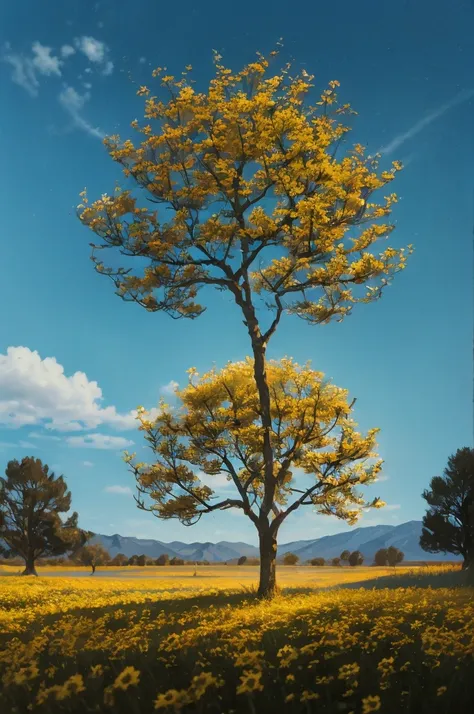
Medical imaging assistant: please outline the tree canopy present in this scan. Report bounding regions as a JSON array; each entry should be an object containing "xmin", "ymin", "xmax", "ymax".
[
  {"xmin": 127, "ymin": 358, "xmax": 385, "ymax": 531},
  {"xmin": 74, "ymin": 543, "xmax": 110, "ymax": 574},
  {"xmin": 420, "ymin": 447, "xmax": 474, "ymax": 569},
  {"xmin": 0, "ymin": 457, "xmax": 89, "ymax": 575},
  {"xmin": 79, "ymin": 50, "xmax": 410, "ymax": 331}
]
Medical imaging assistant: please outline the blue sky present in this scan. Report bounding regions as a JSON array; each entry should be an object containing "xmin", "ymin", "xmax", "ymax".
[{"xmin": 0, "ymin": 0, "xmax": 472, "ymax": 545}]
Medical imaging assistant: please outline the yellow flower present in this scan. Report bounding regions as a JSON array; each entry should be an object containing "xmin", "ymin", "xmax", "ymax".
[
  {"xmin": 112, "ymin": 665, "xmax": 140, "ymax": 690},
  {"xmin": 236, "ymin": 669, "xmax": 264, "ymax": 695},
  {"xmin": 362, "ymin": 695, "xmax": 382, "ymax": 713},
  {"xmin": 338, "ymin": 662, "xmax": 360, "ymax": 679},
  {"xmin": 437, "ymin": 686, "xmax": 447, "ymax": 696},
  {"xmin": 137, "ymin": 86, "xmax": 150, "ymax": 96},
  {"xmin": 154, "ymin": 688, "xmax": 186, "ymax": 710},
  {"xmin": 90, "ymin": 664, "xmax": 104, "ymax": 677}
]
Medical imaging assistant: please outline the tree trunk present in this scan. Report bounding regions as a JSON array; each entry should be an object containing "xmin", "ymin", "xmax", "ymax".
[
  {"xmin": 21, "ymin": 552, "xmax": 38, "ymax": 576},
  {"xmin": 257, "ymin": 528, "xmax": 278, "ymax": 598},
  {"xmin": 91, "ymin": 563, "xmax": 96, "ymax": 575}
]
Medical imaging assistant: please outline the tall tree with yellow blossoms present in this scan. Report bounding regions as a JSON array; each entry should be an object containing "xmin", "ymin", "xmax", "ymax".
[{"xmin": 78, "ymin": 49, "xmax": 411, "ymax": 597}]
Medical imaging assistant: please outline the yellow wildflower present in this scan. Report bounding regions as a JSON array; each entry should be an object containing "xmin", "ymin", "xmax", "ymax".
[{"xmin": 362, "ymin": 695, "xmax": 382, "ymax": 713}]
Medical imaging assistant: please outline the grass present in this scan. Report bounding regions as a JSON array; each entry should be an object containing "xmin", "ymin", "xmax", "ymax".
[{"xmin": 1, "ymin": 565, "xmax": 473, "ymax": 713}]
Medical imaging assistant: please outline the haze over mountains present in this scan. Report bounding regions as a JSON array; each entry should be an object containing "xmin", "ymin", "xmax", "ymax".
[{"xmin": 91, "ymin": 521, "xmax": 456, "ymax": 563}]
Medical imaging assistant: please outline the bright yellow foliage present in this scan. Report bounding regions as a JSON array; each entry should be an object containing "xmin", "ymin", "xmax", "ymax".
[
  {"xmin": 78, "ymin": 49, "xmax": 412, "ymax": 325},
  {"xmin": 125, "ymin": 357, "xmax": 383, "ymax": 527}
]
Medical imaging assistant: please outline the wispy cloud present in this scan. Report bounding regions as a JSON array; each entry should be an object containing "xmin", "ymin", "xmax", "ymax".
[
  {"xmin": 31, "ymin": 42, "xmax": 62, "ymax": 76},
  {"xmin": 74, "ymin": 36, "xmax": 113, "ymax": 76},
  {"xmin": 2, "ymin": 42, "xmax": 62, "ymax": 97},
  {"xmin": 160, "ymin": 380, "xmax": 179, "ymax": 397},
  {"xmin": 61, "ymin": 45, "xmax": 75, "ymax": 59},
  {"xmin": 3, "ymin": 51, "xmax": 40, "ymax": 96},
  {"xmin": 380, "ymin": 88, "xmax": 474, "ymax": 155},
  {"xmin": 104, "ymin": 485, "xmax": 133, "ymax": 495},
  {"xmin": 58, "ymin": 86, "xmax": 105, "ymax": 139},
  {"xmin": 83, "ymin": 460, "xmax": 94, "ymax": 467},
  {"xmin": 66, "ymin": 434, "xmax": 134, "ymax": 450}
]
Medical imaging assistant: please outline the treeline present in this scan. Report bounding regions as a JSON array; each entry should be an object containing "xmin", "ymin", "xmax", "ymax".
[{"xmin": 281, "ymin": 547, "xmax": 405, "ymax": 567}]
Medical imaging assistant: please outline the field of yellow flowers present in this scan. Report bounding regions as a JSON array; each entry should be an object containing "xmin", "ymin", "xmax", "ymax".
[{"xmin": 0, "ymin": 564, "xmax": 473, "ymax": 714}]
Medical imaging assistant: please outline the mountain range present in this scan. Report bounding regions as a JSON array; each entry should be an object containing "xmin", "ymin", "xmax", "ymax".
[{"xmin": 91, "ymin": 521, "xmax": 456, "ymax": 563}]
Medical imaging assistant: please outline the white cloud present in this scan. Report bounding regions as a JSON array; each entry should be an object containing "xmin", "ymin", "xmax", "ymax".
[
  {"xmin": 102, "ymin": 60, "xmax": 114, "ymax": 76},
  {"xmin": 384, "ymin": 504, "xmax": 401, "ymax": 511},
  {"xmin": 83, "ymin": 82, "xmax": 92, "ymax": 89},
  {"xmin": 61, "ymin": 44, "xmax": 75, "ymax": 58},
  {"xmin": 58, "ymin": 85, "xmax": 105, "ymax": 139},
  {"xmin": 28, "ymin": 432, "xmax": 61, "ymax": 441},
  {"xmin": 83, "ymin": 460, "xmax": 94, "ymax": 467},
  {"xmin": 3, "ymin": 40, "xmax": 66, "ymax": 97},
  {"xmin": 66, "ymin": 434, "xmax": 134, "ymax": 450},
  {"xmin": 374, "ymin": 473, "xmax": 390, "ymax": 483},
  {"xmin": 160, "ymin": 380, "xmax": 179, "ymax": 397},
  {"xmin": 104, "ymin": 485, "xmax": 133, "ymax": 495},
  {"xmin": 380, "ymin": 88, "xmax": 474, "ymax": 155},
  {"xmin": 2, "ymin": 52, "xmax": 40, "ymax": 96},
  {"xmin": 75, "ymin": 36, "xmax": 106, "ymax": 63},
  {"xmin": 0, "ymin": 346, "xmax": 138, "ymax": 432},
  {"xmin": 31, "ymin": 42, "xmax": 62, "ymax": 76},
  {"xmin": 0, "ymin": 441, "xmax": 17, "ymax": 449},
  {"xmin": 139, "ymin": 57, "xmax": 146, "ymax": 64},
  {"xmin": 18, "ymin": 440, "xmax": 37, "ymax": 449}
]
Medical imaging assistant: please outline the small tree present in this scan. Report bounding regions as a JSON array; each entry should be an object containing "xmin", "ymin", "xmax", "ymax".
[
  {"xmin": 310, "ymin": 557, "xmax": 325, "ymax": 566},
  {"xmin": 79, "ymin": 50, "xmax": 409, "ymax": 598},
  {"xmin": 283, "ymin": 552, "xmax": 299, "ymax": 565},
  {"xmin": 331, "ymin": 557, "xmax": 341, "ymax": 566},
  {"xmin": 374, "ymin": 548, "xmax": 388, "ymax": 566},
  {"xmin": 237, "ymin": 555, "xmax": 248, "ymax": 565},
  {"xmin": 156, "ymin": 553, "xmax": 170, "ymax": 565},
  {"xmin": 128, "ymin": 555, "xmax": 139, "ymax": 565},
  {"xmin": 340, "ymin": 550, "xmax": 351, "ymax": 564},
  {"xmin": 386, "ymin": 546, "xmax": 404, "ymax": 567},
  {"xmin": 110, "ymin": 553, "xmax": 128, "ymax": 566},
  {"xmin": 0, "ymin": 457, "xmax": 89, "ymax": 575},
  {"xmin": 137, "ymin": 554, "xmax": 147, "ymax": 566},
  {"xmin": 74, "ymin": 543, "xmax": 110, "ymax": 574},
  {"xmin": 348, "ymin": 550, "xmax": 363, "ymax": 566},
  {"xmin": 170, "ymin": 556, "xmax": 185, "ymax": 565},
  {"xmin": 420, "ymin": 448, "xmax": 474, "ymax": 570}
]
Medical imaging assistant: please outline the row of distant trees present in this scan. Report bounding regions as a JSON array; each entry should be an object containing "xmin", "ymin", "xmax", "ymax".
[{"xmin": 280, "ymin": 546, "xmax": 404, "ymax": 567}]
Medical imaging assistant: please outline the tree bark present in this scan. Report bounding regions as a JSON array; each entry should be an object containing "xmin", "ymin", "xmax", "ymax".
[
  {"xmin": 257, "ymin": 527, "xmax": 278, "ymax": 598},
  {"xmin": 21, "ymin": 552, "xmax": 38, "ymax": 576}
]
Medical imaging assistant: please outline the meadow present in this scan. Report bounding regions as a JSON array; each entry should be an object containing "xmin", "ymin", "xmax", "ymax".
[{"xmin": 1, "ymin": 564, "xmax": 473, "ymax": 714}]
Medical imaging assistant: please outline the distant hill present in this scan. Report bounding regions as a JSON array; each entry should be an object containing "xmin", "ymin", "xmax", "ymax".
[{"xmin": 90, "ymin": 521, "xmax": 456, "ymax": 563}]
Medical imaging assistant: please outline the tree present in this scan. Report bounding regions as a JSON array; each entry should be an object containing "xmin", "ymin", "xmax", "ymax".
[
  {"xmin": 237, "ymin": 555, "xmax": 248, "ymax": 565},
  {"xmin": 137, "ymin": 554, "xmax": 147, "ymax": 566},
  {"xmin": 74, "ymin": 543, "xmax": 110, "ymax": 574},
  {"xmin": 310, "ymin": 557, "xmax": 325, "ymax": 566},
  {"xmin": 79, "ymin": 50, "xmax": 409, "ymax": 597},
  {"xmin": 340, "ymin": 550, "xmax": 351, "ymax": 564},
  {"xmin": 110, "ymin": 553, "xmax": 128, "ymax": 566},
  {"xmin": 374, "ymin": 548, "xmax": 388, "ymax": 566},
  {"xmin": 331, "ymin": 557, "xmax": 341, "ymax": 566},
  {"xmin": 128, "ymin": 555, "xmax": 139, "ymax": 565},
  {"xmin": 156, "ymin": 553, "xmax": 170, "ymax": 565},
  {"xmin": 386, "ymin": 545, "xmax": 404, "ymax": 567},
  {"xmin": 170, "ymin": 556, "xmax": 185, "ymax": 565},
  {"xmin": 283, "ymin": 552, "xmax": 299, "ymax": 565},
  {"xmin": 348, "ymin": 550, "xmax": 363, "ymax": 566},
  {"xmin": 0, "ymin": 457, "xmax": 90, "ymax": 576},
  {"xmin": 420, "ymin": 448, "xmax": 474, "ymax": 570}
]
